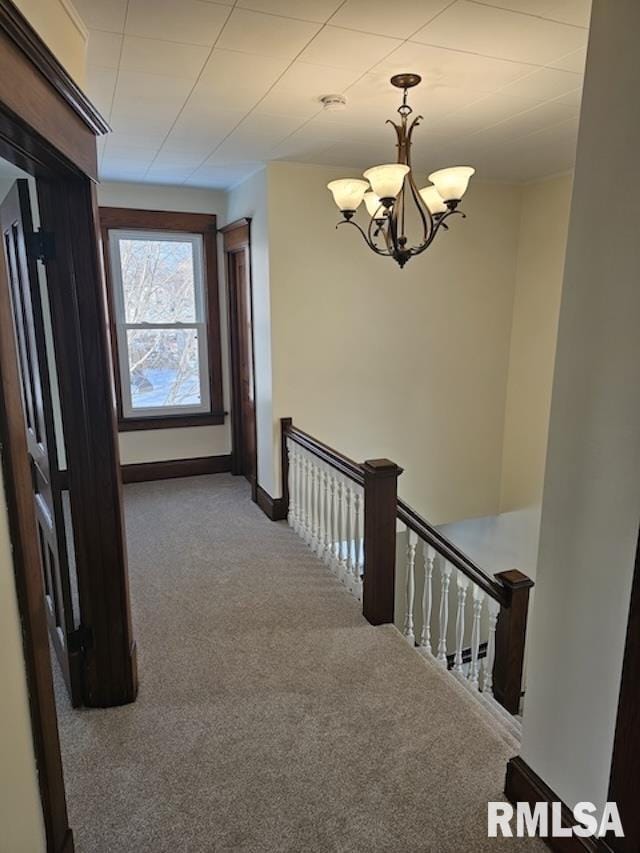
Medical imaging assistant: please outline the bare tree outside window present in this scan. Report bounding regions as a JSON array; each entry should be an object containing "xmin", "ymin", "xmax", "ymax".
[{"xmin": 110, "ymin": 232, "xmax": 210, "ymax": 416}]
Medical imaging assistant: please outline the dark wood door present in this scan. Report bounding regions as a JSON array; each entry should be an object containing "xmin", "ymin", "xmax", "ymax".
[
  {"xmin": 1, "ymin": 180, "xmax": 81, "ymax": 706},
  {"xmin": 224, "ymin": 220, "xmax": 257, "ymax": 495},
  {"xmin": 233, "ymin": 248, "xmax": 256, "ymax": 480}
]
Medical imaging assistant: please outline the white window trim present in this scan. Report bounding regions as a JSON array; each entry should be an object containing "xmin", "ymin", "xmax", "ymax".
[{"xmin": 108, "ymin": 229, "xmax": 211, "ymax": 419}]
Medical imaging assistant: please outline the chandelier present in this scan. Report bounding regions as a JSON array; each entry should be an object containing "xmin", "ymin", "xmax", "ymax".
[{"xmin": 327, "ymin": 74, "xmax": 474, "ymax": 269}]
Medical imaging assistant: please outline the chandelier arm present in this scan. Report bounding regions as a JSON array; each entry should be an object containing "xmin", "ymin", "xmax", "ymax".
[
  {"xmin": 387, "ymin": 202, "xmax": 402, "ymax": 258},
  {"xmin": 383, "ymin": 222, "xmax": 396, "ymax": 256},
  {"xmin": 337, "ymin": 218, "xmax": 392, "ymax": 257},
  {"xmin": 406, "ymin": 115, "xmax": 423, "ymax": 146},
  {"xmin": 370, "ymin": 198, "xmax": 397, "ymax": 255},
  {"xmin": 366, "ymin": 213, "xmax": 393, "ymax": 255},
  {"xmin": 387, "ymin": 119, "xmax": 404, "ymax": 154},
  {"xmin": 410, "ymin": 209, "xmax": 466, "ymax": 256},
  {"xmin": 406, "ymin": 167, "xmax": 434, "ymax": 245}
]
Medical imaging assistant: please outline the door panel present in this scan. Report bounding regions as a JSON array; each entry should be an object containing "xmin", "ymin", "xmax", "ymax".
[
  {"xmin": 234, "ymin": 250, "xmax": 256, "ymax": 482},
  {"xmin": 1, "ymin": 180, "xmax": 82, "ymax": 706},
  {"xmin": 226, "ymin": 234, "xmax": 257, "ymax": 492}
]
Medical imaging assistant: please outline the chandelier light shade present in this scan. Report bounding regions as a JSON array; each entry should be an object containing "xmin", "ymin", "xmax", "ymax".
[
  {"xmin": 427, "ymin": 166, "xmax": 475, "ymax": 202},
  {"xmin": 363, "ymin": 191, "xmax": 383, "ymax": 219},
  {"xmin": 326, "ymin": 178, "xmax": 369, "ymax": 213},
  {"xmin": 362, "ymin": 164, "xmax": 410, "ymax": 202},
  {"xmin": 326, "ymin": 73, "xmax": 475, "ymax": 268},
  {"xmin": 418, "ymin": 185, "xmax": 448, "ymax": 215}
]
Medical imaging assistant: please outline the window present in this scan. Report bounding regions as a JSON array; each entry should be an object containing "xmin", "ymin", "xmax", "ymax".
[{"xmin": 100, "ymin": 208, "xmax": 224, "ymax": 430}]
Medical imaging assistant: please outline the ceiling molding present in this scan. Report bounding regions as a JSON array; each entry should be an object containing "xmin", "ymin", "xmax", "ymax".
[{"xmin": 0, "ymin": 0, "xmax": 110, "ymax": 135}]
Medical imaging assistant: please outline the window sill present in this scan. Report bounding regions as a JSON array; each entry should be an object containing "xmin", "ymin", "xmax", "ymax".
[{"xmin": 118, "ymin": 411, "xmax": 226, "ymax": 432}]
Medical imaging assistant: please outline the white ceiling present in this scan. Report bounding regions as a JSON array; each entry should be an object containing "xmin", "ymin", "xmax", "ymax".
[{"xmin": 74, "ymin": 0, "xmax": 591, "ymax": 189}]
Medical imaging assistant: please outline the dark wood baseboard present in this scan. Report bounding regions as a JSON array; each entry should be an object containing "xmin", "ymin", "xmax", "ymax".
[
  {"xmin": 256, "ymin": 484, "xmax": 287, "ymax": 521},
  {"xmin": 505, "ymin": 757, "xmax": 614, "ymax": 853},
  {"xmin": 58, "ymin": 454, "xmax": 233, "ymax": 488},
  {"xmin": 121, "ymin": 454, "xmax": 232, "ymax": 484},
  {"xmin": 58, "ymin": 828, "xmax": 75, "ymax": 853}
]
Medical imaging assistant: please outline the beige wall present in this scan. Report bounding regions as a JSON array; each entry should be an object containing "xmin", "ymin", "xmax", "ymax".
[
  {"xmin": 265, "ymin": 162, "xmax": 521, "ymax": 524},
  {"xmin": 12, "ymin": 0, "xmax": 87, "ymax": 85},
  {"xmin": 422, "ymin": 175, "xmax": 572, "ymax": 592},
  {"xmin": 96, "ymin": 182, "xmax": 232, "ymax": 465},
  {"xmin": 226, "ymin": 168, "xmax": 275, "ymax": 492},
  {"xmin": 500, "ymin": 174, "xmax": 572, "ymax": 513},
  {"xmin": 0, "ymin": 455, "xmax": 46, "ymax": 853},
  {"xmin": 521, "ymin": 0, "xmax": 640, "ymax": 812}
]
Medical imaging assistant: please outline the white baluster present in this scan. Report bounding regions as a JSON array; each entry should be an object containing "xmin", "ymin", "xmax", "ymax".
[
  {"xmin": 437, "ymin": 561, "xmax": 452, "ymax": 665},
  {"xmin": 329, "ymin": 473, "xmax": 339, "ymax": 573},
  {"xmin": 306, "ymin": 456, "xmax": 316, "ymax": 547},
  {"xmin": 469, "ymin": 586, "xmax": 485, "ymax": 689},
  {"xmin": 322, "ymin": 468, "xmax": 332, "ymax": 565},
  {"xmin": 295, "ymin": 443, "xmax": 302, "ymax": 533},
  {"xmin": 352, "ymin": 489, "xmax": 363, "ymax": 600},
  {"xmin": 293, "ymin": 445, "xmax": 304, "ymax": 536},
  {"xmin": 296, "ymin": 446, "xmax": 303, "ymax": 534},
  {"xmin": 307, "ymin": 455, "xmax": 315, "ymax": 546},
  {"xmin": 336, "ymin": 477, "xmax": 346, "ymax": 579},
  {"xmin": 314, "ymin": 461, "xmax": 325, "ymax": 555},
  {"xmin": 300, "ymin": 453, "xmax": 309, "ymax": 542},
  {"xmin": 297, "ymin": 453, "xmax": 305, "ymax": 539},
  {"xmin": 481, "ymin": 598, "xmax": 500, "ymax": 695},
  {"xmin": 310, "ymin": 458, "xmax": 320, "ymax": 549},
  {"xmin": 295, "ymin": 451, "xmax": 303, "ymax": 537},
  {"xmin": 403, "ymin": 529, "xmax": 417, "ymax": 645},
  {"xmin": 419, "ymin": 545, "xmax": 434, "ymax": 655},
  {"xmin": 453, "ymin": 572, "xmax": 470, "ymax": 675},
  {"xmin": 343, "ymin": 481, "xmax": 353, "ymax": 585},
  {"xmin": 287, "ymin": 439, "xmax": 295, "ymax": 529}
]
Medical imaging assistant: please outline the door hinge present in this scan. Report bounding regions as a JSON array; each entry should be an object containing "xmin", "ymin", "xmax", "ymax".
[
  {"xmin": 69, "ymin": 624, "xmax": 93, "ymax": 654},
  {"xmin": 25, "ymin": 228, "xmax": 55, "ymax": 263}
]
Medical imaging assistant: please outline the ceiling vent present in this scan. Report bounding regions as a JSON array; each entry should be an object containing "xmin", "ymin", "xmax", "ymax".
[{"xmin": 320, "ymin": 94, "xmax": 347, "ymax": 112}]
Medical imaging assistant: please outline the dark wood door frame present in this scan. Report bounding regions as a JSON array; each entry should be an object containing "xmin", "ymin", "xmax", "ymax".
[
  {"xmin": 0, "ymin": 1, "xmax": 137, "ymax": 709},
  {"xmin": 0, "ymin": 1, "xmax": 138, "ymax": 850},
  {"xmin": 36, "ymin": 175, "xmax": 137, "ymax": 708},
  {"xmin": 222, "ymin": 218, "xmax": 258, "ymax": 501},
  {"xmin": 606, "ymin": 526, "xmax": 640, "ymax": 852}
]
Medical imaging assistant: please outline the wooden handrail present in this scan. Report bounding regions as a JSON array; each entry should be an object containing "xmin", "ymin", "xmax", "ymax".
[
  {"xmin": 283, "ymin": 422, "xmax": 365, "ymax": 485},
  {"xmin": 397, "ymin": 499, "xmax": 508, "ymax": 607}
]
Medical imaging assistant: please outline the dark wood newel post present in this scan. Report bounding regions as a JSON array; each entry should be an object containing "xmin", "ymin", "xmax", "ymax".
[
  {"xmin": 493, "ymin": 569, "xmax": 534, "ymax": 714},
  {"xmin": 362, "ymin": 458, "xmax": 402, "ymax": 626},
  {"xmin": 280, "ymin": 416, "xmax": 292, "ymax": 513}
]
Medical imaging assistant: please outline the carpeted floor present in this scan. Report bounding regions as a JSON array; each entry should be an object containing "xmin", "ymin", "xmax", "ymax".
[{"xmin": 53, "ymin": 474, "xmax": 546, "ymax": 853}]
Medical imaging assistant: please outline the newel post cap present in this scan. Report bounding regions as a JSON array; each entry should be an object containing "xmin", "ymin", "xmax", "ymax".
[
  {"xmin": 495, "ymin": 568, "xmax": 534, "ymax": 591},
  {"xmin": 363, "ymin": 458, "xmax": 403, "ymax": 477}
]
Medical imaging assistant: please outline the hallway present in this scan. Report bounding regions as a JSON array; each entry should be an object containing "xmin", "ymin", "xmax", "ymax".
[{"xmin": 54, "ymin": 475, "xmax": 544, "ymax": 852}]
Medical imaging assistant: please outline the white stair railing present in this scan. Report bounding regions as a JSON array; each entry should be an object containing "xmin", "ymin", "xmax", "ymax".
[
  {"xmin": 286, "ymin": 438, "xmax": 364, "ymax": 603},
  {"xmin": 396, "ymin": 511, "xmax": 530, "ymax": 723},
  {"xmin": 281, "ymin": 418, "xmax": 533, "ymax": 722}
]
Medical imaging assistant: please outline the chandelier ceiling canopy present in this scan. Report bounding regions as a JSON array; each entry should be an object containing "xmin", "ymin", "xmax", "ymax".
[{"xmin": 327, "ymin": 74, "xmax": 474, "ymax": 269}]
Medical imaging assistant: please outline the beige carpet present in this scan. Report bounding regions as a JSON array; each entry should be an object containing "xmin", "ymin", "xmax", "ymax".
[{"xmin": 54, "ymin": 474, "xmax": 545, "ymax": 853}]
